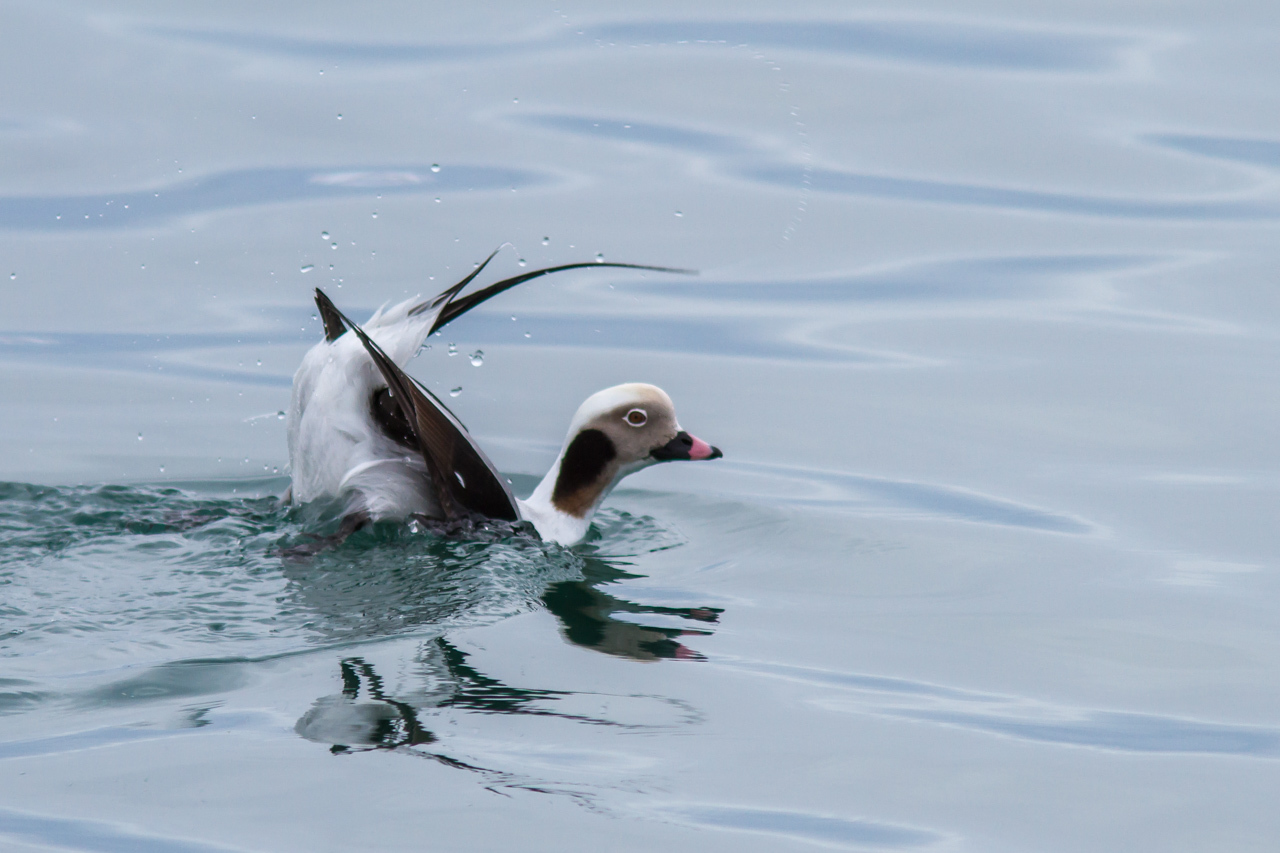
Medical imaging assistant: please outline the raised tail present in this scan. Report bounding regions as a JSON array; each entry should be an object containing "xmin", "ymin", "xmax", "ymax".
[
  {"xmin": 427, "ymin": 259, "xmax": 695, "ymax": 335},
  {"xmin": 314, "ymin": 252, "xmax": 693, "ymax": 346}
]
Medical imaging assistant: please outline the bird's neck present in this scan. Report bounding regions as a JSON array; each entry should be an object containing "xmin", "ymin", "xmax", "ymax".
[
  {"xmin": 519, "ymin": 456, "xmax": 594, "ymax": 545},
  {"xmin": 518, "ymin": 454, "xmax": 649, "ymax": 545}
]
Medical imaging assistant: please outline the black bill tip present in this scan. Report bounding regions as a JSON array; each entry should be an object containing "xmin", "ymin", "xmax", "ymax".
[{"xmin": 651, "ymin": 431, "xmax": 722, "ymax": 462}]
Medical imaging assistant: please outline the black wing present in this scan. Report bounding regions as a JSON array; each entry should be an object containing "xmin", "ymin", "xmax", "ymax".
[{"xmin": 315, "ymin": 290, "xmax": 519, "ymax": 522}]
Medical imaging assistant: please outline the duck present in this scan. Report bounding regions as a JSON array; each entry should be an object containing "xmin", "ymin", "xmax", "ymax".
[{"xmin": 286, "ymin": 250, "xmax": 721, "ymax": 545}]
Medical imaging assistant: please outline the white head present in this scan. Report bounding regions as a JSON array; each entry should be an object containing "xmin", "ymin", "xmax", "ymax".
[{"xmin": 521, "ymin": 383, "xmax": 721, "ymax": 543}]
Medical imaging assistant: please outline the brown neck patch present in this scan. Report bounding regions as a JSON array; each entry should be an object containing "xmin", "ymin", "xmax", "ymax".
[{"xmin": 552, "ymin": 428, "xmax": 617, "ymax": 517}]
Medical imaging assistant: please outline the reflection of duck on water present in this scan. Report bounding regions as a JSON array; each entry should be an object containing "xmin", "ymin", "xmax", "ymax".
[
  {"xmin": 287, "ymin": 517, "xmax": 723, "ymax": 765},
  {"xmin": 543, "ymin": 557, "xmax": 721, "ymax": 661},
  {"xmin": 296, "ymin": 635, "xmax": 704, "ymax": 759},
  {"xmin": 295, "ymin": 563, "xmax": 721, "ymax": 799},
  {"xmin": 280, "ymin": 513, "xmax": 723, "ymax": 662},
  {"xmin": 297, "ymin": 657, "xmax": 438, "ymax": 756}
]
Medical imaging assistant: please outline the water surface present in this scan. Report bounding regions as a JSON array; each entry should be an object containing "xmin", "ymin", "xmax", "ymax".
[{"xmin": 3, "ymin": 3, "xmax": 1280, "ymax": 851}]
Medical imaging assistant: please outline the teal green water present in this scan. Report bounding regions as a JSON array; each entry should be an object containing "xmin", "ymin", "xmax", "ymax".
[{"xmin": 0, "ymin": 478, "xmax": 701, "ymax": 662}]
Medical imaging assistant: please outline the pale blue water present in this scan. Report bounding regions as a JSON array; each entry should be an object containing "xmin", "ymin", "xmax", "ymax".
[{"xmin": 3, "ymin": 3, "xmax": 1280, "ymax": 851}]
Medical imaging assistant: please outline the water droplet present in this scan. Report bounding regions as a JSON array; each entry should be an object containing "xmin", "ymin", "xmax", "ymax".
[
  {"xmin": 140, "ymin": 264, "xmax": 146, "ymax": 270},
  {"xmin": 541, "ymin": 236, "xmax": 549, "ymax": 245},
  {"xmin": 510, "ymin": 315, "xmax": 517, "ymax": 322},
  {"xmin": 137, "ymin": 432, "xmax": 143, "ymax": 441},
  {"xmin": 336, "ymin": 113, "xmax": 343, "ymax": 120},
  {"xmin": 595, "ymin": 253, "xmax": 604, "ymax": 263},
  {"xmin": 330, "ymin": 242, "xmax": 338, "ymax": 250},
  {"xmin": 447, "ymin": 343, "xmax": 457, "ymax": 356},
  {"xmin": 469, "ymin": 350, "xmax": 484, "ymax": 366},
  {"xmin": 318, "ymin": 69, "xmax": 324, "ymax": 75},
  {"xmin": 513, "ymin": 97, "xmax": 519, "ymax": 103},
  {"xmin": 674, "ymin": 210, "xmax": 683, "ymax": 217},
  {"xmin": 320, "ymin": 231, "xmax": 329, "ymax": 240},
  {"xmin": 434, "ymin": 197, "xmax": 441, "ymax": 203},
  {"xmin": 371, "ymin": 211, "xmax": 378, "ymax": 218},
  {"xmin": 8, "ymin": 273, "xmax": 14, "ymax": 280},
  {"xmin": 277, "ymin": 411, "xmax": 285, "ymax": 420},
  {"xmin": 449, "ymin": 386, "xmax": 462, "ymax": 397},
  {"xmin": 524, "ymin": 332, "xmax": 532, "ymax": 338},
  {"xmin": 300, "ymin": 264, "xmax": 314, "ymax": 273},
  {"xmin": 517, "ymin": 258, "xmax": 526, "ymax": 267},
  {"xmin": 329, "ymin": 264, "xmax": 334, "ymax": 271},
  {"xmin": 159, "ymin": 465, "xmax": 165, "ymax": 473},
  {"xmin": 256, "ymin": 359, "xmax": 262, "ymax": 366},
  {"xmin": 430, "ymin": 163, "xmax": 441, "ymax": 173}
]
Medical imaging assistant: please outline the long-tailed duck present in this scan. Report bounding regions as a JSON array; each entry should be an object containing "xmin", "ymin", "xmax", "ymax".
[{"xmin": 286, "ymin": 251, "xmax": 721, "ymax": 545}]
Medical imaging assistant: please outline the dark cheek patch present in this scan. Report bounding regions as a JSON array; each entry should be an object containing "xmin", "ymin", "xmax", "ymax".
[{"xmin": 553, "ymin": 428, "xmax": 617, "ymax": 517}]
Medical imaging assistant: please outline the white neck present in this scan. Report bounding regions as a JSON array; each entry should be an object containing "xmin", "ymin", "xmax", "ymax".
[{"xmin": 517, "ymin": 454, "xmax": 652, "ymax": 545}]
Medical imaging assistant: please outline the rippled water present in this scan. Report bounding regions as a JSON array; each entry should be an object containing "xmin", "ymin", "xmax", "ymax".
[{"xmin": 4, "ymin": 3, "xmax": 1280, "ymax": 851}]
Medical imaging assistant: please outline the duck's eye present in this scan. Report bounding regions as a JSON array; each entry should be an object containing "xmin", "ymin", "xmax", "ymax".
[{"xmin": 625, "ymin": 408, "xmax": 648, "ymax": 427}]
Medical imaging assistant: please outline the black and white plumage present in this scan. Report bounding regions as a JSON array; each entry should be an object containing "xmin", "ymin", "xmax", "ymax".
[{"xmin": 286, "ymin": 253, "xmax": 721, "ymax": 545}]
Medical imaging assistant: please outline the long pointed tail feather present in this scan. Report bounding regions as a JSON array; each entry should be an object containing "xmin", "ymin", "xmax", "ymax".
[
  {"xmin": 430, "ymin": 260, "xmax": 695, "ymax": 335},
  {"xmin": 317, "ymin": 254, "xmax": 693, "ymax": 341},
  {"xmin": 408, "ymin": 246, "xmax": 503, "ymax": 318}
]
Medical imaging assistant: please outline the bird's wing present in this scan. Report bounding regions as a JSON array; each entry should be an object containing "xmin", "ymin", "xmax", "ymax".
[{"xmin": 314, "ymin": 290, "xmax": 520, "ymax": 522}]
